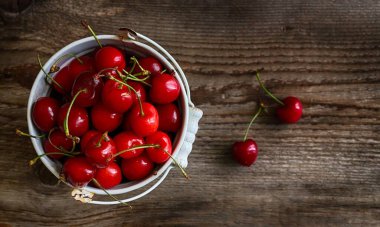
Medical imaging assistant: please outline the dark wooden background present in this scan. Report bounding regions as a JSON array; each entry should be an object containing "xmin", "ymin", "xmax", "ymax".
[{"xmin": 0, "ymin": 0, "xmax": 379, "ymax": 226}]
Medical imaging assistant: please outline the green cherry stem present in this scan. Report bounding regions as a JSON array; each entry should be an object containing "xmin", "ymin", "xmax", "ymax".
[
  {"xmin": 161, "ymin": 149, "xmax": 190, "ymax": 180},
  {"xmin": 50, "ymin": 53, "xmax": 83, "ymax": 73},
  {"xmin": 81, "ymin": 20, "xmax": 103, "ymax": 48},
  {"xmin": 130, "ymin": 56, "xmax": 150, "ymax": 76},
  {"xmin": 243, "ymin": 105, "xmax": 263, "ymax": 141},
  {"xmin": 16, "ymin": 129, "xmax": 45, "ymax": 139},
  {"xmin": 91, "ymin": 178, "xmax": 132, "ymax": 208},
  {"xmin": 96, "ymin": 131, "xmax": 109, "ymax": 147},
  {"xmin": 38, "ymin": 54, "xmax": 66, "ymax": 93},
  {"xmin": 255, "ymin": 71, "xmax": 284, "ymax": 106},
  {"xmin": 29, "ymin": 152, "xmax": 79, "ymax": 166},
  {"xmin": 64, "ymin": 89, "xmax": 87, "ymax": 143},
  {"xmin": 111, "ymin": 144, "xmax": 160, "ymax": 160},
  {"xmin": 47, "ymin": 128, "xmax": 76, "ymax": 153}
]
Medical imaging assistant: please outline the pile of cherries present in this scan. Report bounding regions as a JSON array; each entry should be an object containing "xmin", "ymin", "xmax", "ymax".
[
  {"xmin": 232, "ymin": 71, "xmax": 303, "ymax": 167},
  {"xmin": 28, "ymin": 32, "xmax": 185, "ymax": 192}
]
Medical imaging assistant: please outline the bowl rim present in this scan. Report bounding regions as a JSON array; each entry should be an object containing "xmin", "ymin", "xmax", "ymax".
[{"xmin": 27, "ymin": 35, "xmax": 190, "ymax": 195}]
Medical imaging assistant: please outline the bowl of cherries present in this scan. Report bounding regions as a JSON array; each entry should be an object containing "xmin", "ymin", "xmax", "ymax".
[{"xmin": 26, "ymin": 25, "xmax": 203, "ymax": 205}]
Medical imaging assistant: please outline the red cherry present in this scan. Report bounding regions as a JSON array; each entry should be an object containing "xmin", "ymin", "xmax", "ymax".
[
  {"xmin": 91, "ymin": 102, "xmax": 122, "ymax": 132},
  {"xmin": 127, "ymin": 102, "xmax": 159, "ymax": 137},
  {"xmin": 135, "ymin": 57, "xmax": 162, "ymax": 76},
  {"xmin": 94, "ymin": 162, "xmax": 122, "ymax": 189},
  {"xmin": 80, "ymin": 130, "xmax": 101, "ymax": 152},
  {"xmin": 128, "ymin": 81, "xmax": 147, "ymax": 106},
  {"xmin": 101, "ymin": 80, "xmax": 133, "ymax": 113},
  {"xmin": 232, "ymin": 139, "xmax": 258, "ymax": 167},
  {"xmin": 121, "ymin": 154, "xmax": 154, "ymax": 181},
  {"xmin": 276, "ymin": 96, "xmax": 303, "ymax": 124},
  {"xmin": 68, "ymin": 55, "xmax": 95, "ymax": 79},
  {"xmin": 84, "ymin": 132, "xmax": 116, "ymax": 168},
  {"xmin": 52, "ymin": 66, "xmax": 74, "ymax": 94},
  {"xmin": 146, "ymin": 131, "xmax": 172, "ymax": 163},
  {"xmin": 32, "ymin": 97, "xmax": 60, "ymax": 132},
  {"xmin": 62, "ymin": 157, "xmax": 96, "ymax": 187},
  {"xmin": 114, "ymin": 132, "xmax": 144, "ymax": 159},
  {"xmin": 95, "ymin": 46, "xmax": 126, "ymax": 71},
  {"xmin": 43, "ymin": 129, "xmax": 74, "ymax": 159},
  {"xmin": 156, "ymin": 103, "xmax": 181, "ymax": 132},
  {"xmin": 57, "ymin": 103, "xmax": 89, "ymax": 137},
  {"xmin": 150, "ymin": 73, "xmax": 180, "ymax": 104},
  {"xmin": 71, "ymin": 72, "xmax": 103, "ymax": 108}
]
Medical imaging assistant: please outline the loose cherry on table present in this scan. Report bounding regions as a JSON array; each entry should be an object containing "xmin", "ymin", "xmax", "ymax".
[
  {"xmin": 44, "ymin": 129, "xmax": 74, "ymax": 159},
  {"xmin": 150, "ymin": 73, "xmax": 180, "ymax": 104},
  {"xmin": 91, "ymin": 102, "xmax": 122, "ymax": 132},
  {"xmin": 94, "ymin": 162, "xmax": 122, "ymax": 189},
  {"xmin": 71, "ymin": 72, "xmax": 103, "ymax": 108},
  {"xmin": 156, "ymin": 103, "xmax": 181, "ymax": 133},
  {"xmin": 126, "ymin": 102, "xmax": 159, "ymax": 137},
  {"xmin": 32, "ymin": 97, "xmax": 60, "ymax": 132},
  {"xmin": 113, "ymin": 132, "xmax": 145, "ymax": 159},
  {"xmin": 62, "ymin": 156, "xmax": 96, "ymax": 187},
  {"xmin": 83, "ymin": 132, "xmax": 117, "ymax": 168},
  {"xmin": 121, "ymin": 153, "xmax": 154, "ymax": 181}
]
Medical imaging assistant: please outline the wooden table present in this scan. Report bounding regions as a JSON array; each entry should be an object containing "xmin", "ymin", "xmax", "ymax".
[{"xmin": 0, "ymin": 0, "xmax": 379, "ymax": 226}]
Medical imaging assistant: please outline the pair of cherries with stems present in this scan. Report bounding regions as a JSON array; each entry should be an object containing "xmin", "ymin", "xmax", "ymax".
[
  {"xmin": 233, "ymin": 70, "xmax": 303, "ymax": 166},
  {"xmin": 18, "ymin": 21, "xmax": 187, "ymax": 206}
]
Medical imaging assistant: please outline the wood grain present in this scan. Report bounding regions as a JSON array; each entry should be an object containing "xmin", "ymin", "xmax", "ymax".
[{"xmin": 0, "ymin": 0, "xmax": 379, "ymax": 226}]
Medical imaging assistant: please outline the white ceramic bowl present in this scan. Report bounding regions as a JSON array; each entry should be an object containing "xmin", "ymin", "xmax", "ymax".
[{"xmin": 27, "ymin": 32, "xmax": 203, "ymax": 204}]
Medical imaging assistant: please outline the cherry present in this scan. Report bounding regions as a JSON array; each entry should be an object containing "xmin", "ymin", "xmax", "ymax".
[
  {"xmin": 145, "ymin": 131, "xmax": 172, "ymax": 163},
  {"xmin": 121, "ymin": 153, "xmax": 154, "ymax": 181},
  {"xmin": 128, "ymin": 81, "xmax": 147, "ymax": 106},
  {"xmin": 94, "ymin": 162, "xmax": 122, "ymax": 189},
  {"xmin": 84, "ymin": 132, "xmax": 116, "ymax": 168},
  {"xmin": 113, "ymin": 132, "xmax": 144, "ymax": 159},
  {"xmin": 276, "ymin": 96, "xmax": 303, "ymax": 123},
  {"xmin": 68, "ymin": 55, "xmax": 94, "ymax": 79},
  {"xmin": 150, "ymin": 73, "xmax": 180, "ymax": 104},
  {"xmin": 44, "ymin": 129, "xmax": 74, "ymax": 159},
  {"xmin": 232, "ymin": 139, "xmax": 258, "ymax": 167},
  {"xmin": 52, "ymin": 66, "xmax": 74, "ymax": 94},
  {"xmin": 57, "ymin": 103, "xmax": 89, "ymax": 137},
  {"xmin": 131, "ymin": 56, "xmax": 163, "ymax": 82},
  {"xmin": 156, "ymin": 103, "xmax": 181, "ymax": 132},
  {"xmin": 62, "ymin": 157, "xmax": 96, "ymax": 187},
  {"xmin": 95, "ymin": 46, "xmax": 126, "ymax": 72},
  {"xmin": 32, "ymin": 97, "xmax": 60, "ymax": 132},
  {"xmin": 91, "ymin": 102, "xmax": 123, "ymax": 132},
  {"xmin": 126, "ymin": 102, "xmax": 159, "ymax": 137},
  {"xmin": 71, "ymin": 72, "xmax": 103, "ymax": 108},
  {"xmin": 80, "ymin": 130, "xmax": 101, "ymax": 152},
  {"xmin": 101, "ymin": 79, "xmax": 133, "ymax": 113}
]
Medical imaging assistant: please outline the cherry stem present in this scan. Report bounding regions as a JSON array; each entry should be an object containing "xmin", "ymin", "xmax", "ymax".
[
  {"xmin": 47, "ymin": 128, "xmax": 76, "ymax": 153},
  {"xmin": 16, "ymin": 129, "xmax": 45, "ymax": 139},
  {"xmin": 255, "ymin": 71, "xmax": 284, "ymax": 106},
  {"xmin": 243, "ymin": 105, "xmax": 263, "ymax": 141},
  {"xmin": 50, "ymin": 53, "xmax": 83, "ymax": 73},
  {"xmin": 122, "ymin": 69, "xmax": 151, "ymax": 86},
  {"xmin": 64, "ymin": 89, "xmax": 87, "ymax": 143},
  {"xmin": 91, "ymin": 179, "xmax": 132, "ymax": 208},
  {"xmin": 161, "ymin": 149, "xmax": 190, "ymax": 180},
  {"xmin": 161, "ymin": 69, "xmax": 167, "ymax": 74},
  {"xmin": 130, "ymin": 56, "xmax": 150, "ymax": 76},
  {"xmin": 96, "ymin": 131, "xmax": 109, "ymax": 147},
  {"xmin": 38, "ymin": 54, "xmax": 67, "ymax": 93},
  {"xmin": 81, "ymin": 20, "xmax": 103, "ymax": 48},
  {"xmin": 112, "ymin": 144, "xmax": 160, "ymax": 160},
  {"xmin": 108, "ymin": 76, "xmax": 145, "ymax": 117},
  {"xmin": 29, "ymin": 152, "xmax": 79, "ymax": 166}
]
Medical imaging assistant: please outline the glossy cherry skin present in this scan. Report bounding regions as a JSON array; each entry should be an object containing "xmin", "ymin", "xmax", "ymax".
[
  {"xmin": 128, "ymin": 81, "xmax": 147, "ymax": 106},
  {"xmin": 71, "ymin": 72, "xmax": 103, "ymax": 108},
  {"xmin": 276, "ymin": 96, "xmax": 303, "ymax": 124},
  {"xmin": 232, "ymin": 139, "xmax": 258, "ymax": 167},
  {"xmin": 101, "ymin": 79, "xmax": 133, "ymax": 113},
  {"xmin": 91, "ymin": 103, "xmax": 122, "ymax": 132},
  {"xmin": 43, "ymin": 129, "xmax": 73, "ymax": 159},
  {"xmin": 114, "ymin": 132, "xmax": 144, "ymax": 159},
  {"xmin": 121, "ymin": 154, "xmax": 154, "ymax": 181},
  {"xmin": 84, "ymin": 133, "xmax": 117, "ymax": 168},
  {"xmin": 57, "ymin": 103, "xmax": 89, "ymax": 137},
  {"xmin": 156, "ymin": 103, "xmax": 181, "ymax": 132},
  {"xmin": 68, "ymin": 55, "xmax": 95, "ymax": 79},
  {"xmin": 150, "ymin": 73, "xmax": 180, "ymax": 104},
  {"xmin": 135, "ymin": 57, "xmax": 162, "ymax": 76},
  {"xmin": 32, "ymin": 97, "xmax": 60, "ymax": 132},
  {"xmin": 146, "ymin": 131, "xmax": 172, "ymax": 163},
  {"xmin": 62, "ymin": 157, "xmax": 96, "ymax": 187},
  {"xmin": 95, "ymin": 46, "xmax": 126, "ymax": 71},
  {"xmin": 94, "ymin": 162, "xmax": 122, "ymax": 189},
  {"xmin": 127, "ymin": 102, "xmax": 159, "ymax": 137},
  {"xmin": 80, "ymin": 130, "xmax": 101, "ymax": 152},
  {"xmin": 52, "ymin": 66, "xmax": 75, "ymax": 94}
]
